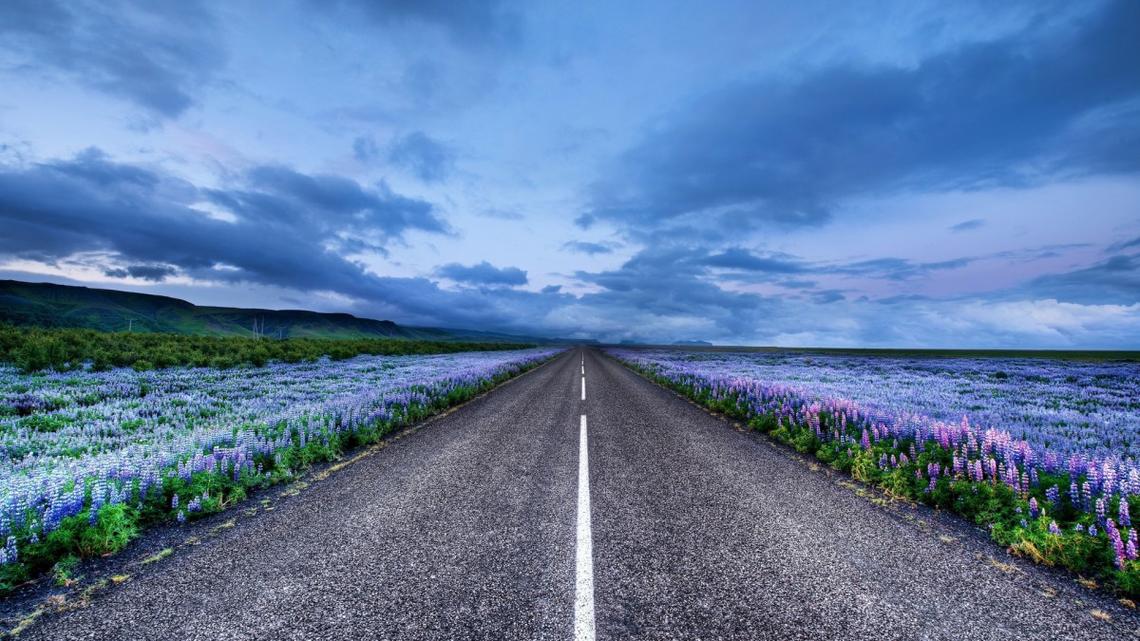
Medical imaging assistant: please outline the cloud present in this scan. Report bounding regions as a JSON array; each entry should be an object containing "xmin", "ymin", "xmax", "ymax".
[
  {"xmin": 697, "ymin": 248, "xmax": 974, "ymax": 282},
  {"xmin": 352, "ymin": 135, "xmax": 380, "ymax": 163},
  {"xmin": 942, "ymin": 299, "xmax": 1140, "ymax": 346},
  {"xmin": 322, "ymin": 0, "xmax": 522, "ymax": 49},
  {"xmin": 477, "ymin": 208, "xmax": 525, "ymax": 221},
  {"xmin": 386, "ymin": 131, "xmax": 455, "ymax": 182},
  {"xmin": 584, "ymin": 0, "xmax": 1140, "ymax": 237},
  {"xmin": 0, "ymin": 0, "xmax": 225, "ymax": 118},
  {"xmin": 702, "ymin": 249, "xmax": 807, "ymax": 273},
  {"xmin": 1022, "ymin": 253, "xmax": 1140, "ymax": 304},
  {"xmin": 103, "ymin": 264, "xmax": 178, "ymax": 282},
  {"xmin": 0, "ymin": 148, "xmax": 448, "ymax": 299},
  {"xmin": 561, "ymin": 241, "xmax": 616, "ymax": 256},
  {"xmin": 1108, "ymin": 236, "xmax": 1140, "ymax": 252},
  {"xmin": 811, "ymin": 290, "xmax": 846, "ymax": 304},
  {"xmin": 950, "ymin": 219, "xmax": 985, "ymax": 232},
  {"xmin": 435, "ymin": 261, "xmax": 527, "ymax": 287}
]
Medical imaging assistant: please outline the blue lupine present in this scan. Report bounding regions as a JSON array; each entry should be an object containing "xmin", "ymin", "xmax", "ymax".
[
  {"xmin": 1121, "ymin": 499, "xmax": 1131, "ymax": 528},
  {"xmin": 1049, "ymin": 521, "xmax": 1061, "ymax": 535},
  {"xmin": 0, "ymin": 349, "xmax": 559, "ymax": 568},
  {"xmin": 603, "ymin": 347, "xmax": 1140, "ymax": 582},
  {"xmin": 1045, "ymin": 485, "xmax": 1059, "ymax": 506}
]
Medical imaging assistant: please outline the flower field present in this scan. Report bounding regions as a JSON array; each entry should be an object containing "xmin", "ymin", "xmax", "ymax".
[
  {"xmin": 0, "ymin": 348, "xmax": 559, "ymax": 590},
  {"xmin": 607, "ymin": 348, "xmax": 1140, "ymax": 594}
]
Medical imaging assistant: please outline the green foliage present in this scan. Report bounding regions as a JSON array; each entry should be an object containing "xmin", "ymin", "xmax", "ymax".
[
  {"xmin": 52, "ymin": 555, "xmax": 81, "ymax": 586},
  {"xmin": 0, "ymin": 324, "xmax": 532, "ymax": 373},
  {"xmin": 0, "ymin": 351, "xmax": 551, "ymax": 595},
  {"xmin": 621, "ymin": 358, "xmax": 1140, "ymax": 597}
]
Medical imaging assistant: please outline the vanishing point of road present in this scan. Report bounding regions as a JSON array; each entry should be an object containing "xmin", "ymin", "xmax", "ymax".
[{"xmin": 23, "ymin": 349, "xmax": 1139, "ymax": 640}]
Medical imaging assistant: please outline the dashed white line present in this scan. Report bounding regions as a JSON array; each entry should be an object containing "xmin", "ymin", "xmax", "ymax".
[
  {"xmin": 575, "ymin": 414, "xmax": 595, "ymax": 641},
  {"xmin": 581, "ymin": 376, "xmax": 586, "ymax": 401}
]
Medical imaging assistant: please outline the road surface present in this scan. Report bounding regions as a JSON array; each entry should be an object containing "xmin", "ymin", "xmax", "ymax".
[{"xmin": 20, "ymin": 348, "xmax": 1138, "ymax": 640}]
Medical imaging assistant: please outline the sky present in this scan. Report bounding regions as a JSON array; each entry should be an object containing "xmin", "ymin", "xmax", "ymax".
[{"xmin": 0, "ymin": 0, "xmax": 1138, "ymax": 348}]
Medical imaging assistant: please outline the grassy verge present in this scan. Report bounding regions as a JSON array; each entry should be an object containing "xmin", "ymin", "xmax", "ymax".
[
  {"xmin": 0, "ymin": 351, "xmax": 558, "ymax": 594},
  {"xmin": 614, "ymin": 355, "xmax": 1140, "ymax": 597},
  {"xmin": 0, "ymin": 324, "xmax": 532, "ymax": 373}
]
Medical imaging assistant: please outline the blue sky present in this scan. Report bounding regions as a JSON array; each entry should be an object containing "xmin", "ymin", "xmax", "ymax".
[{"xmin": 1, "ymin": 0, "xmax": 1138, "ymax": 347}]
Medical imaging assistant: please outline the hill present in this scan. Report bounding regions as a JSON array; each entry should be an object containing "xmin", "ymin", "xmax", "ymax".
[{"xmin": 0, "ymin": 280, "xmax": 547, "ymax": 343}]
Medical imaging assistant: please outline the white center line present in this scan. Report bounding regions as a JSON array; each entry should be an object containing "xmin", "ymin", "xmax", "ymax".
[
  {"xmin": 581, "ymin": 375, "xmax": 586, "ymax": 401},
  {"xmin": 575, "ymin": 414, "xmax": 595, "ymax": 641}
]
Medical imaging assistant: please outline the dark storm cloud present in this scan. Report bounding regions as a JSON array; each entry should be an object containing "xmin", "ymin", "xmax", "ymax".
[
  {"xmin": 561, "ymin": 241, "xmax": 616, "ymax": 256},
  {"xmin": 0, "ymin": 148, "xmax": 447, "ymax": 298},
  {"xmin": 812, "ymin": 290, "xmax": 846, "ymax": 304},
  {"xmin": 1109, "ymin": 236, "xmax": 1140, "ymax": 252},
  {"xmin": 322, "ymin": 0, "xmax": 522, "ymax": 48},
  {"xmin": 103, "ymin": 264, "xmax": 179, "ymax": 282},
  {"xmin": 1023, "ymin": 254, "xmax": 1140, "ymax": 304},
  {"xmin": 583, "ymin": 0, "xmax": 1140, "ymax": 236},
  {"xmin": 702, "ymin": 249, "xmax": 807, "ymax": 274},
  {"xmin": 386, "ymin": 132, "xmax": 455, "ymax": 183},
  {"xmin": 950, "ymin": 219, "xmax": 985, "ymax": 232},
  {"xmin": 0, "ymin": 0, "xmax": 224, "ymax": 117},
  {"xmin": 435, "ymin": 261, "xmax": 528, "ymax": 287},
  {"xmin": 698, "ymin": 248, "xmax": 974, "ymax": 282},
  {"xmin": 573, "ymin": 246, "xmax": 770, "ymax": 337},
  {"xmin": 834, "ymin": 257, "xmax": 974, "ymax": 281}
]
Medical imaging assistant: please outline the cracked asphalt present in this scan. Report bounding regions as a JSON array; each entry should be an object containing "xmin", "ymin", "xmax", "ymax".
[{"xmin": 18, "ymin": 348, "xmax": 1139, "ymax": 640}]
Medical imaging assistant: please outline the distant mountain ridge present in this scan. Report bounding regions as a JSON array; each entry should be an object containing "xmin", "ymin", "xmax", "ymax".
[{"xmin": 0, "ymin": 280, "xmax": 555, "ymax": 343}]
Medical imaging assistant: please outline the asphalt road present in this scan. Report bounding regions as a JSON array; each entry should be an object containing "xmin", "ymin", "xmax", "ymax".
[{"xmin": 20, "ymin": 348, "xmax": 1139, "ymax": 640}]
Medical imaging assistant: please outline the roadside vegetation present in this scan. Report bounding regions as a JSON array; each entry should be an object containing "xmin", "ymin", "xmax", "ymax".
[
  {"xmin": 0, "ymin": 343, "xmax": 560, "ymax": 594},
  {"xmin": 610, "ymin": 348, "xmax": 1140, "ymax": 597},
  {"xmin": 0, "ymin": 324, "xmax": 531, "ymax": 373}
]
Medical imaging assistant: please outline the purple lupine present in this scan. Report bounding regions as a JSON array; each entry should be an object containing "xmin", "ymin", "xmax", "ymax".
[
  {"xmin": 1120, "ymin": 499, "xmax": 1131, "ymax": 528},
  {"xmin": 1045, "ymin": 485, "xmax": 1059, "ymax": 506},
  {"xmin": 1028, "ymin": 497, "xmax": 1040, "ymax": 519},
  {"xmin": 1048, "ymin": 520, "xmax": 1061, "ymax": 535},
  {"xmin": 1107, "ymin": 520, "xmax": 1125, "ymax": 569}
]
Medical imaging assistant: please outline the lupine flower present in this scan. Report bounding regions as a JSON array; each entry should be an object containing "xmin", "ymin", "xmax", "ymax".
[
  {"xmin": 1045, "ymin": 485, "xmax": 1059, "ymax": 506},
  {"xmin": 1120, "ymin": 499, "xmax": 1131, "ymax": 528},
  {"xmin": 1028, "ymin": 497, "xmax": 1039, "ymax": 519},
  {"xmin": 1048, "ymin": 520, "xmax": 1061, "ymax": 535},
  {"xmin": 1107, "ymin": 521, "xmax": 1125, "ymax": 569}
]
